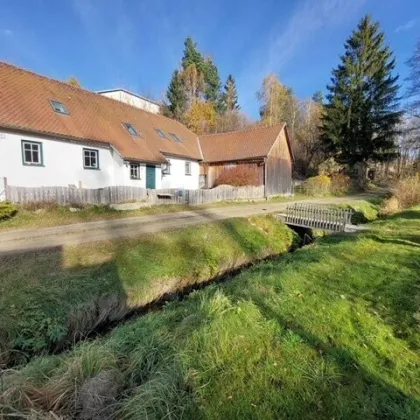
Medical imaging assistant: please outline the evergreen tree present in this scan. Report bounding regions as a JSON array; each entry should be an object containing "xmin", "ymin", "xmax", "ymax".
[
  {"xmin": 166, "ymin": 70, "xmax": 187, "ymax": 120},
  {"xmin": 221, "ymin": 74, "xmax": 240, "ymax": 112},
  {"xmin": 312, "ymin": 91, "xmax": 323, "ymax": 104},
  {"xmin": 321, "ymin": 15, "xmax": 401, "ymax": 168},
  {"xmin": 203, "ymin": 57, "xmax": 221, "ymax": 104},
  {"xmin": 182, "ymin": 36, "xmax": 204, "ymax": 71},
  {"xmin": 181, "ymin": 37, "xmax": 221, "ymax": 106}
]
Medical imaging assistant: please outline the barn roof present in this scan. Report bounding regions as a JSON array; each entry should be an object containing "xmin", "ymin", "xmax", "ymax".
[
  {"xmin": 0, "ymin": 62, "xmax": 202, "ymax": 163},
  {"xmin": 199, "ymin": 123, "xmax": 290, "ymax": 163}
]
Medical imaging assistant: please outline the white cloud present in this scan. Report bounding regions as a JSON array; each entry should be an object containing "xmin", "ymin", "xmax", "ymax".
[
  {"xmin": 237, "ymin": 0, "xmax": 367, "ymax": 114},
  {"xmin": 395, "ymin": 19, "xmax": 416, "ymax": 33},
  {"xmin": 1, "ymin": 29, "xmax": 13, "ymax": 36}
]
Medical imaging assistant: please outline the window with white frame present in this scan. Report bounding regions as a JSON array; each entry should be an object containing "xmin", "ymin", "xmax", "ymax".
[
  {"xmin": 130, "ymin": 163, "xmax": 141, "ymax": 179},
  {"xmin": 185, "ymin": 161, "xmax": 191, "ymax": 175},
  {"xmin": 162, "ymin": 159, "xmax": 171, "ymax": 175},
  {"xmin": 83, "ymin": 148, "xmax": 99, "ymax": 169},
  {"xmin": 22, "ymin": 140, "xmax": 43, "ymax": 166}
]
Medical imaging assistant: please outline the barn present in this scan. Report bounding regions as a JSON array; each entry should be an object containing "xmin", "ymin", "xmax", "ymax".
[{"xmin": 199, "ymin": 123, "xmax": 294, "ymax": 196}]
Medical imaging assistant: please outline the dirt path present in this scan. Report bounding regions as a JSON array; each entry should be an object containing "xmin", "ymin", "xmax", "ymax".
[{"xmin": 0, "ymin": 194, "xmax": 374, "ymax": 253}]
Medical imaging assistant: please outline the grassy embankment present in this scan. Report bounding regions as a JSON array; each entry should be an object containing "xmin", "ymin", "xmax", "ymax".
[
  {"xmin": 1, "ymin": 206, "xmax": 419, "ymax": 419},
  {"xmin": 0, "ymin": 215, "xmax": 297, "ymax": 363}
]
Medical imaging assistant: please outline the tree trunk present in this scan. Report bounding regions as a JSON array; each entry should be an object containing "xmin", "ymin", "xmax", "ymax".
[{"xmin": 354, "ymin": 162, "xmax": 369, "ymax": 189}]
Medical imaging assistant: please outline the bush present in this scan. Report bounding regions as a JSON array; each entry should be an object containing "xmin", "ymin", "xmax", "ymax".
[
  {"xmin": 0, "ymin": 201, "xmax": 17, "ymax": 220},
  {"xmin": 303, "ymin": 175, "xmax": 331, "ymax": 196},
  {"xmin": 394, "ymin": 174, "xmax": 420, "ymax": 208},
  {"xmin": 379, "ymin": 197, "xmax": 400, "ymax": 216},
  {"xmin": 214, "ymin": 165, "xmax": 260, "ymax": 187},
  {"xmin": 330, "ymin": 173, "xmax": 352, "ymax": 196},
  {"xmin": 318, "ymin": 158, "xmax": 344, "ymax": 175}
]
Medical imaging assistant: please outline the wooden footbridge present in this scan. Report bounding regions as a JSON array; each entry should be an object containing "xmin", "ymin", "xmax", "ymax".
[{"xmin": 278, "ymin": 203, "xmax": 355, "ymax": 232}]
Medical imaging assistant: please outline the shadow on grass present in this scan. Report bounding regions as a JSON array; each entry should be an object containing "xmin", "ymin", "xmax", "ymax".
[{"xmin": 1, "ymin": 208, "xmax": 294, "ymax": 366}]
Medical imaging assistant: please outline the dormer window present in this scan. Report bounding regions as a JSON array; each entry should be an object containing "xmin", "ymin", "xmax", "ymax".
[
  {"xmin": 50, "ymin": 100, "xmax": 69, "ymax": 115},
  {"xmin": 123, "ymin": 122, "xmax": 140, "ymax": 136},
  {"xmin": 169, "ymin": 133, "xmax": 183, "ymax": 143},
  {"xmin": 155, "ymin": 128, "xmax": 168, "ymax": 139}
]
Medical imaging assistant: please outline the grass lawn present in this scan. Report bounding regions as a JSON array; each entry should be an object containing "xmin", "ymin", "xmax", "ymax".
[
  {"xmin": 1, "ymin": 208, "xmax": 419, "ymax": 419},
  {"xmin": 0, "ymin": 215, "xmax": 297, "ymax": 362}
]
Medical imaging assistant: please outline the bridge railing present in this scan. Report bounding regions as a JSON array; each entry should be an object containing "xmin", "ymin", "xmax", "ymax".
[{"xmin": 285, "ymin": 203, "xmax": 353, "ymax": 232}]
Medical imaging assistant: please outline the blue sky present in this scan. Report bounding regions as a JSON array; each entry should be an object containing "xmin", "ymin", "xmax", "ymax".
[{"xmin": 0, "ymin": 0, "xmax": 419, "ymax": 118}]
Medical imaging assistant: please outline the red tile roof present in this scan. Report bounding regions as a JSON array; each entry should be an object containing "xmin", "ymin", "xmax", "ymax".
[
  {"xmin": 199, "ymin": 123, "xmax": 286, "ymax": 163},
  {"xmin": 0, "ymin": 62, "xmax": 292, "ymax": 166},
  {"xmin": 0, "ymin": 62, "xmax": 202, "ymax": 163}
]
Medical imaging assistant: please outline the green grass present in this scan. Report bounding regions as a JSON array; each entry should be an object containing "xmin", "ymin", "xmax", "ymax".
[
  {"xmin": 2, "ymin": 208, "xmax": 419, "ymax": 419},
  {"xmin": 0, "ymin": 215, "xmax": 297, "ymax": 361}
]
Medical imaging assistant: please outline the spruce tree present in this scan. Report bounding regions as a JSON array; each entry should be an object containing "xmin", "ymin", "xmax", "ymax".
[
  {"xmin": 182, "ymin": 37, "xmax": 204, "ymax": 71},
  {"xmin": 312, "ymin": 91, "xmax": 323, "ymax": 104},
  {"xmin": 321, "ymin": 15, "xmax": 401, "ymax": 168},
  {"xmin": 221, "ymin": 74, "xmax": 240, "ymax": 112},
  {"xmin": 166, "ymin": 70, "xmax": 187, "ymax": 120},
  {"xmin": 203, "ymin": 57, "xmax": 221, "ymax": 104}
]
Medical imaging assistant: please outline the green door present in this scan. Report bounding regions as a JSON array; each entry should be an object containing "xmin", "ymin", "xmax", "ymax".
[{"xmin": 146, "ymin": 165, "xmax": 156, "ymax": 189}]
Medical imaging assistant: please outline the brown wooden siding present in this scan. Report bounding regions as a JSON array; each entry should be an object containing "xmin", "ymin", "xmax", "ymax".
[
  {"xmin": 201, "ymin": 160, "xmax": 264, "ymax": 188},
  {"xmin": 265, "ymin": 130, "xmax": 292, "ymax": 196}
]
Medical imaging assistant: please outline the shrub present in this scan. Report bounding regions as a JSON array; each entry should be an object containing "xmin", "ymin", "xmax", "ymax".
[
  {"xmin": 394, "ymin": 174, "xmax": 420, "ymax": 208},
  {"xmin": 303, "ymin": 175, "xmax": 331, "ymax": 196},
  {"xmin": 0, "ymin": 201, "xmax": 17, "ymax": 220},
  {"xmin": 330, "ymin": 173, "xmax": 352, "ymax": 196},
  {"xmin": 379, "ymin": 197, "xmax": 400, "ymax": 217},
  {"xmin": 214, "ymin": 165, "xmax": 260, "ymax": 187},
  {"xmin": 318, "ymin": 158, "xmax": 344, "ymax": 175}
]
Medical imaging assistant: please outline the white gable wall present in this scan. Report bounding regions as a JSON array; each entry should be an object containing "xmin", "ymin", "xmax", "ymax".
[{"xmin": 99, "ymin": 90, "xmax": 160, "ymax": 114}]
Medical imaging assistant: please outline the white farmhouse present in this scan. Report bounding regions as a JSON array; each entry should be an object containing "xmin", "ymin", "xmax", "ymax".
[
  {"xmin": 0, "ymin": 62, "xmax": 201, "ymax": 196},
  {"xmin": 0, "ymin": 62, "xmax": 293, "ymax": 201}
]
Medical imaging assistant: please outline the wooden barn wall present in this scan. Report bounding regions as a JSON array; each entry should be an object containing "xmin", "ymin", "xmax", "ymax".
[
  {"xmin": 201, "ymin": 161, "xmax": 264, "ymax": 188},
  {"xmin": 265, "ymin": 130, "xmax": 293, "ymax": 196}
]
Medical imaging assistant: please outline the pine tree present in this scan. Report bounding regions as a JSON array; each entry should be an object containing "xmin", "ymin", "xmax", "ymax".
[
  {"xmin": 166, "ymin": 70, "xmax": 187, "ymax": 120},
  {"xmin": 221, "ymin": 74, "xmax": 240, "ymax": 112},
  {"xmin": 321, "ymin": 15, "xmax": 401, "ymax": 169}
]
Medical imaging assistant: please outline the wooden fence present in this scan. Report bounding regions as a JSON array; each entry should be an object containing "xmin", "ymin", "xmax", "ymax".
[
  {"xmin": 284, "ymin": 203, "xmax": 353, "ymax": 232},
  {"xmin": 4, "ymin": 184, "xmax": 265, "ymax": 206}
]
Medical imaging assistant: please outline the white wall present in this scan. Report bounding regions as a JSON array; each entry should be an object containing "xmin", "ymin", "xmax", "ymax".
[
  {"xmin": 160, "ymin": 157, "xmax": 199, "ymax": 190},
  {"xmin": 0, "ymin": 131, "xmax": 199, "ymax": 191},
  {"xmin": 99, "ymin": 90, "xmax": 160, "ymax": 114}
]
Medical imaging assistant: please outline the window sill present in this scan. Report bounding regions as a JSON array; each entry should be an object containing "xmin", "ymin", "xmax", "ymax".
[
  {"xmin": 84, "ymin": 167, "xmax": 101, "ymax": 170},
  {"xmin": 23, "ymin": 163, "xmax": 44, "ymax": 167}
]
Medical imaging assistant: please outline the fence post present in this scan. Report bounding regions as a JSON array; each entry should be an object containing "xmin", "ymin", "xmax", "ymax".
[{"xmin": 0, "ymin": 177, "xmax": 7, "ymax": 201}]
